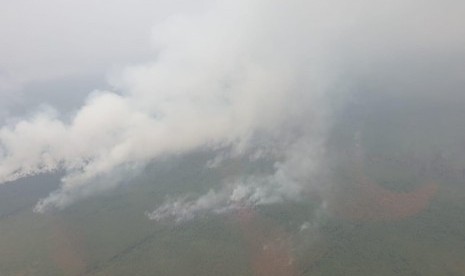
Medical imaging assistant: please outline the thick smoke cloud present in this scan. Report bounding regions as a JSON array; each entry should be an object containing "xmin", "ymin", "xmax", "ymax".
[{"xmin": 1, "ymin": 0, "xmax": 464, "ymax": 215}]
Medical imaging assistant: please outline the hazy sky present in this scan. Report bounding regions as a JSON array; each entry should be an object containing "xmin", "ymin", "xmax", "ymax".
[
  {"xmin": 0, "ymin": 0, "xmax": 211, "ymax": 118},
  {"xmin": 1, "ymin": 0, "xmax": 464, "ymax": 215}
]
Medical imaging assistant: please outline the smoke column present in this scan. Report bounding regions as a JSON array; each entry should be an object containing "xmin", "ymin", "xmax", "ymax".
[{"xmin": 0, "ymin": 0, "xmax": 463, "ymax": 214}]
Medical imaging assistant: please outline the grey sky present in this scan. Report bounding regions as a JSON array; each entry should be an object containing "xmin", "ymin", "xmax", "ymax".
[{"xmin": 0, "ymin": 0, "xmax": 211, "ymax": 117}]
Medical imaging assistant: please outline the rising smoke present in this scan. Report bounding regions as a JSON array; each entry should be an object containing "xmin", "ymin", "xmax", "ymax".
[{"xmin": 0, "ymin": 0, "xmax": 464, "ymax": 216}]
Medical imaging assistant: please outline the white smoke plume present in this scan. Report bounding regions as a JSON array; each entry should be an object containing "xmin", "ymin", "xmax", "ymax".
[
  {"xmin": 147, "ymin": 130, "xmax": 328, "ymax": 223},
  {"xmin": 0, "ymin": 0, "xmax": 464, "ymax": 214}
]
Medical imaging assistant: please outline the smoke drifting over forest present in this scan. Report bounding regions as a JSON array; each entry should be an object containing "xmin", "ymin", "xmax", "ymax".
[{"xmin": 0, "ymin": 0, "xmax": 464, "ymax": 216}]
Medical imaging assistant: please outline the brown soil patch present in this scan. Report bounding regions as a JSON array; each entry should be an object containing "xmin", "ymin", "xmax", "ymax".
[
  {"xmin": 50, "ymin": 218, "xmax": 87, "ymax": 275},
  {"xmin": 234, "ymin": 208, "xmax": 297, "ymax": 276},
  {"xmin": 329, "ymin": 172, "xmax": 438, "ymax": 221}
]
